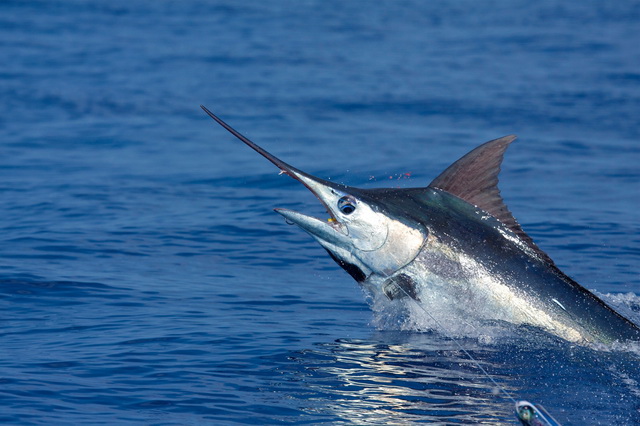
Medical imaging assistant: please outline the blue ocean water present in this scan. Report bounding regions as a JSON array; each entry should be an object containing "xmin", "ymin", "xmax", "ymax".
[{"xmin": 1, "ymin": 0, "xmax": 639, "ymax": 424}]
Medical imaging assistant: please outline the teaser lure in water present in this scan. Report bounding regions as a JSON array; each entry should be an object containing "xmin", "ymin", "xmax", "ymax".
[
  {"xmin": 201, "ymin": 105, "xmax": 640, "ymax": 344},
  {"xmin": 516, "ymin": 401, "xmax": 562, "ymax": 426}
]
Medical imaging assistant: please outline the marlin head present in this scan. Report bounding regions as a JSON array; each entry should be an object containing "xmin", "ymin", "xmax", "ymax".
[{"xmin": 200, "ymin": 105, "xmax": 426, "ymax": 282}]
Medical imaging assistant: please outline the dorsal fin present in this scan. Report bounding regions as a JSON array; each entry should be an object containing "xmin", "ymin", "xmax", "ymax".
[{"xmin": 429, "ymin": 135, "xmax": 555, "ymax": 266}]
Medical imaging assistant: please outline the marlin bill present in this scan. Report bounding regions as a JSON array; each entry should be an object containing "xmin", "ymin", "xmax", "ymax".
[{"xmin": 201, "ymin": 105, "xmax": 640, "ymax": 344}]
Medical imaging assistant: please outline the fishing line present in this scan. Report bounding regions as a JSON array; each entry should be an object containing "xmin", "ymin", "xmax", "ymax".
[{"xmin": 394, "ymin": 282, "xmax": 517, "ymax": 404}]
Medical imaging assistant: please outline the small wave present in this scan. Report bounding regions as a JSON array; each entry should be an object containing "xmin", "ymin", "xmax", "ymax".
[
  {"xmin": 597, "ymin": 290, "xmax": 640, "ymax": 325},
  {"xmin": 588, "ymin": 290, "xmax": 640, "ymax": 355},
  {"xmin": 598, "ymin": 290, "xmax": 640, "ymax": 312}
]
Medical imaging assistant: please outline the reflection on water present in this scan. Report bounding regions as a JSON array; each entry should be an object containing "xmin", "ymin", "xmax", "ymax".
[
  {"xmin": 279, "ymin": 329, "xmax": 640, "ymax": 425},
  {"xmin": 286, "ymin": 333, "xmax": 516, "ymax": 424}
]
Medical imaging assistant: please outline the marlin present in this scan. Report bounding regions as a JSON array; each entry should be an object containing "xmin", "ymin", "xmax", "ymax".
[{"xmin": 201, "ymin": 105, "xmax": 640, "ymax": 344}]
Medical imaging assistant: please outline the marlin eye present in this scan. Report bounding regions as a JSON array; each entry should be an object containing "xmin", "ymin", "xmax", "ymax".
[{"xmin": 338, "ymin": 196, "xmax": 356, "ymax": 215}]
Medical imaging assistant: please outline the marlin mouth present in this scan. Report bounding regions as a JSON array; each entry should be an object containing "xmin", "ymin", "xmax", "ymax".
[
  {"xmin": 274, "ymin": 181, "xmax": 339, "ymax": 226},
  {"xmin": 200, "ymin": 105, "xmax": 342, "ymax": 225}
]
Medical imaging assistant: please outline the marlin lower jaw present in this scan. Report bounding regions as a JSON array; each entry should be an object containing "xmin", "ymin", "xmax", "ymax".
[{"xmin": 274, "ymin": 208, "xmax": 349, "ymax": 246}]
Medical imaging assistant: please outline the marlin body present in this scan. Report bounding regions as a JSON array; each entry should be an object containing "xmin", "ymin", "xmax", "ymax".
[{"xmin": 201, "ymin": 105, "xmax": 640, "ymax": 344}]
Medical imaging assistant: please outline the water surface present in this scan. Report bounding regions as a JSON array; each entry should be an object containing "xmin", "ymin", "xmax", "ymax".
[{"xmin": 1, "ymin": 1, "xmax": 639, "ymax": 424}]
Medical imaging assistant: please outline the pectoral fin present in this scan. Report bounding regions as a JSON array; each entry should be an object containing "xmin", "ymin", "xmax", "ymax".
[{"xmin": 383, "ymin": 273, "xmax": 420, "ymax": 301}]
